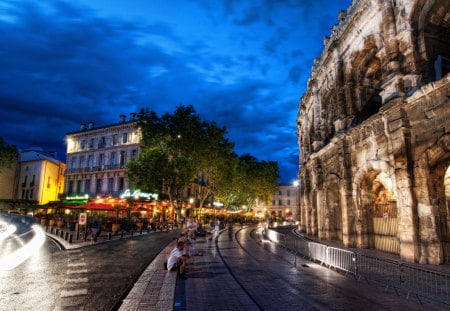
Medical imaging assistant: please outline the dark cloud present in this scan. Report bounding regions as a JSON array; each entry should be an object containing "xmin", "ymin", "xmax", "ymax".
[{"xmin": 0, "ymin": 0, "xmax": 352, "ymax": 183}]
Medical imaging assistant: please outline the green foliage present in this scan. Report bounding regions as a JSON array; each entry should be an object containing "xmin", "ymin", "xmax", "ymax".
[
  {"xmin": 127, "ymin": 105, "xmax": 280, "ymax": 215},
  {"xmin": 0, "ymin": 138, "xmax": 19, "ymax": 170}
]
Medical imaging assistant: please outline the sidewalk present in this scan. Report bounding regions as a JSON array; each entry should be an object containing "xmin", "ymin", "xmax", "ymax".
[{"xmin": 118, "ymin": 225, "xmax": 448, "ymax": 311}]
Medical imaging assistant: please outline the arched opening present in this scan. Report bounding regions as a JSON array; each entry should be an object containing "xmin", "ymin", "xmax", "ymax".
[
  {"xmin": 360, "ymin": 171, "xmax": 399, "ymax": 254},
  {"xmin": 416, "ymin": 0, "xmax": 450, "ymax": 83}
]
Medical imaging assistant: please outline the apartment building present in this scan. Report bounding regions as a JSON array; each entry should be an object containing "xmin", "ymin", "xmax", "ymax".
[
  {"xmin": 64, "ymin": 113, "xmax": 140, "ymax": 197},
  {"xmin": 17, "ymin": 149, "xmax": 65, "ymax": 204},
  {"xmin": 254, "ymin": 184, "xmax": 299, "ymax": 221}
]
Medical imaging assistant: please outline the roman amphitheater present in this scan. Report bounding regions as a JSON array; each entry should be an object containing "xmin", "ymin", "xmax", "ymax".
[{"xmin": 297, "ymin": 0, "xmax": 449, "ymax": 265}]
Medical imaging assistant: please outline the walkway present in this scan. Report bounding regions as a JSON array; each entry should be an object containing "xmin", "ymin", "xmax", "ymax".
[{"xmin": 117, "ymin": 225, "xmax": 448, "ymax": 310}]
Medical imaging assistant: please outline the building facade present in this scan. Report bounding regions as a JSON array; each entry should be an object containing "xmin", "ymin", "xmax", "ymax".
[
  {"xmin": 64, "ymin": 113, "xmax": 141, "ymax": 198},
  {"xmin": 297, "ymin": 0, "xmax": 449, "ymax": 264},
  {"xmin": 17, "ymin": 149, "xmax": 65, "ymax": 205},
  {"xmin": 254, "ymin": 184, "xmax": 299, "ymax": 221}
]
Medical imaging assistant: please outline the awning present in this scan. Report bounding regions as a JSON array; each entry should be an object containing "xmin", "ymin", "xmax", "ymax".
[{"xmin": 72, "ymin": 203, "xmax": 116, "ymax": 211}]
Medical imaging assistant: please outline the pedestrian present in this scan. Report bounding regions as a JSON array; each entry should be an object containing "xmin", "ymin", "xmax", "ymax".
[
  {"xmin": 228, "ymin": 222, "xmax": 233, "ymax": 241},
  {"xmin": 91, "ymin": 215, "xmax": 100, "ymax": 242},
  {"xmin": 209, "ymin": 218, "xmax": 220, "ymax": 242},
  {"xmin": 186, "ymin": 217, "xmax": 197, "ymax": 239},
  {"xmin": 166, "ymin": 241, "xmax": 188, "ymax": 280}
]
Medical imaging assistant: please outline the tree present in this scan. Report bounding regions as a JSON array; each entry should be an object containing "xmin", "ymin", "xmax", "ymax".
[
  {"xmin": 0, "ymin": 138, "xmax": 19, "ymax": 171},
  {"xmin": 215, "ymin": 154, "xmax": 279, "ymax": 211}
]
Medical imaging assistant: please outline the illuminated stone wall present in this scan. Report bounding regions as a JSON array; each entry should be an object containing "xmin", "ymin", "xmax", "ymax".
[{"xmin": 297, "ymin": 0, "xmax": 450, "ymax": 264}]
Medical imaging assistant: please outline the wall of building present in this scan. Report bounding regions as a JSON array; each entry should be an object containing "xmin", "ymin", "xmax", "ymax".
[
  {"xmin": 297, "ymin": 0, "xmax": 450, "ymax": 264},
  {"xmin": 254, "ymin": 184, "xmax": 299, "ymax": 221},
  {"xmin": 65, "ymin": 114, "xmax": 140, "ymax": 198}
]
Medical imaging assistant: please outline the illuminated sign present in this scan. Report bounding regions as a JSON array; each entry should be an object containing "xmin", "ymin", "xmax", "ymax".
[{"xmin": 120, "ymin": 189, "xmax": 158, "ymax": 200}]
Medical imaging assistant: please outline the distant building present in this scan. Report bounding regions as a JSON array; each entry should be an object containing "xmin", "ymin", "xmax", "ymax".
[
  {"xmin": 254, "ymin": 184, "xmax": 299, "ymax": 221},
  {"xmin": 64, "ymin": 113, "xmax": 140, "ymax": 197},
  {"xmin": 17, "ymin": 149, "xmax": 65, "ymax": 204}
]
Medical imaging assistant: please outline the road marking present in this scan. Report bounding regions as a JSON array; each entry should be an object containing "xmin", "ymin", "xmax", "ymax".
[
  {"xmin": 66, "ymin": 277, "xmax": 88, "ymax": 283},
  {"xmin": 68, "ymin": 262, "xmax": 86, "ymax": 267},
  {"xmin": 67, "ymin": 269, "xmax": 88, "ymax": 274},
  {"xmin": 60, "ymin": 289, "xmax": 88, "ymax": 297}
]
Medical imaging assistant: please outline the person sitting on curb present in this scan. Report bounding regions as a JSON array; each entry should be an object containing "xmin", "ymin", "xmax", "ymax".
[{"xmin": 166, "ymin": 241, "xmax": 188, "ymax": 280}]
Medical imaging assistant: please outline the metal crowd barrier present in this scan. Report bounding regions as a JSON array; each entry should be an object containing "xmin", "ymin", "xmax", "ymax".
[{"xmin": 263, "ymin": 228, "xmax": 449, "ymax": 306}]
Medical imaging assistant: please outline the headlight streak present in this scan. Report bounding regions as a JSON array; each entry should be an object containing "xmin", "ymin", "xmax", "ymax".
[{"xmin": 0, "ymin": 225, "xmax": 46, "ymax": 271}]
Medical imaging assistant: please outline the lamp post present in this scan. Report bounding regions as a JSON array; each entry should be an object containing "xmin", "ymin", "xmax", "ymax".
[{"xmin": 293, "ymin": 180, "xmax": 300, "ymax": 226}]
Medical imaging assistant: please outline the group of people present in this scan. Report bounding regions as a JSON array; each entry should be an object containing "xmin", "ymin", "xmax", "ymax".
[{"xmin": 165, "ymin": 217, "xmax": 224, "ymax": 280}]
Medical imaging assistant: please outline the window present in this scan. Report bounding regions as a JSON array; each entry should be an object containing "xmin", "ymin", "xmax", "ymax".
[
  {"xmin": 112, "ymin": 134, "xmax": 118, "ymax": 145},
  {"xmin": 110, "ymin": 152, "xmax": 116, "ymax": 167},
  {"xmin": 68, "ymin": 180, "xmax": 74, "ymax": 195},
  {"xmin": 71, "ymin": 157, "xmax": 77, "ymax": 169},
  {"xmin": 99, "ymin": 153, "xmax": 105, "ymax": 167},
  {"xmin": 30, "ymin": 175, "xmax": 35, "ymax": 187},
  {"xmin": 84, "ymin": 179, "xmax": 90, "ymax": 193},
  {"xmin": 278, "ymin": 200, "xmax": 282, "ymax": 206},
  {"xmin": 119, "ymin": 151, "xmax": 126, "ymax": 168},
  {"xmin": 122, "ymin": 133, "xmax": 128, "ymax": 143},
  {"xmin": 98, "ymin": 136, "xmax": 106, "ymax": 148},
  {"xmin": 131, "ymin": 149, "xmax": 137, "ymax": 158},
  {"xmin": 89, "ymin": 138, "xmax": 94, "ymax": 149},
  {"xmin": 81, "ymin": 140, "xmax": 86, "ymax": 150},
  {"xmin": 287, "ymin": 200, "xmax": 291, "ymax": 205},
  {"xmin": 287, "ymin": 190, "xmax": 290, "ymax": 196},
  {"xmin": 88, "ymin": 155, "xmax": 94, "ymax": 168},
  {"xmin": 119, "ymin": 177, "xmax": 124, "ymax": 191},
  {"xmin": 108, "ymin": 178, "xmax": 114, "ymax": 193},
  {"xmin": 278, "ymin": 190, "xmax": 282, "ymax": 195},
  {"xmin": 79, "ymin": 156, "xmax": 85, "ymax": 168},
  {"xmin": 96, "ymin": 179, "xmax": 102, "ymax": 194},
  {"xmin": 76, "ymin": 180, "xmax": 82, "ymax": 194}
]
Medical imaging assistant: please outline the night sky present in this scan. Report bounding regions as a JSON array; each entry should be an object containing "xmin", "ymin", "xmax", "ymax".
[{"xmin": 0, "ymin": 0, "xmax": 352, "ymax": 183}]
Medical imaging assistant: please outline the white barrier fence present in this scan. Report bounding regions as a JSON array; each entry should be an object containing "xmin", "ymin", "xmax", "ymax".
[{"xmin": 263, "ymin": 228, "xmax": 449, "ymax": 306}]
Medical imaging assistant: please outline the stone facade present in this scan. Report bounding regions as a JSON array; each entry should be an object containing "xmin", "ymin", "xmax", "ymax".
[
  {"xmin": 297, "ymin": 0, "xmax": 449, "ymax": 265},
  {"xmin": 65, "ymin": 113, "xmax": 140, "ymax": 197}
]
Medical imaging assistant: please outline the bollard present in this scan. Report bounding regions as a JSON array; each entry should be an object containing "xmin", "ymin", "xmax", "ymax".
[
  {"xmin": 108, "ymin": 232, "xmax": 112, "ymax": 240},
  {"xmin": 84, "ymin": 232, "xmax": 87, "ymax": 241},
  {"xmin": 64, "ymin": 231, "xmax": 69, "ymax": 240},
  {"xmin": 131, "ymin": 230, "xmax": 134, "ymax": 236},
  {"xmin": 76, "ymin": 231, "xmax": 79, "ymax": 240},
  {"xmin": 121, "ymin": 231, "xmax": 124, "ymax": 238},
  {"xmin": 60, "ymin": 230, "xmax": 64, "ymax": 238},
  {"xmin": 69, "ymin": 234, "xmax": 73, "ymax": 243},
  {"xmin": 140, "ymin": 230, "xmax": 142, "ymax": 235}
]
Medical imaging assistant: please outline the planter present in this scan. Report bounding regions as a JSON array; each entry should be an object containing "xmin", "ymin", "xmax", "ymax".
[{"xmin": 112, "ymin": 223, "xmax": 121, "ymax": 234}]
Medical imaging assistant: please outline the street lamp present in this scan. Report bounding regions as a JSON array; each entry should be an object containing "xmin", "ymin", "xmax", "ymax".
[{"xmin": 293, "ymin": 180, "xmax": 300, "ymax": 225}]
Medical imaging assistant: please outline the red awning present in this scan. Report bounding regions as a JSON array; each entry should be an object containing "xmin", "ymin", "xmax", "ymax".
[{"xmin": 73, "ymin": 203, "xmax": 116, "ymax": 211}]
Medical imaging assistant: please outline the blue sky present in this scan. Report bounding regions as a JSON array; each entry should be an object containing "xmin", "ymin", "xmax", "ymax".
[{"xmin": 0, "ymin": 0, "xmax": 352, "ymax": 183}]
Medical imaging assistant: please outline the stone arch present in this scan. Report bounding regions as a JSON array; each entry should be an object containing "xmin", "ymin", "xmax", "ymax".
[
  {"xmin": 346, "ymin": 34, "xmax": 384, "ymax": 126},
  {"xmin": 411, "ymin": 0, "xmax": 450, "ymax": 83},
  {"xmin": 416, "ymin": 133, "xmax": 450, "ymax": 263},
  {"xmin": 352, "ymin": 160, "xmax": 398, "ymax": 251}
]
